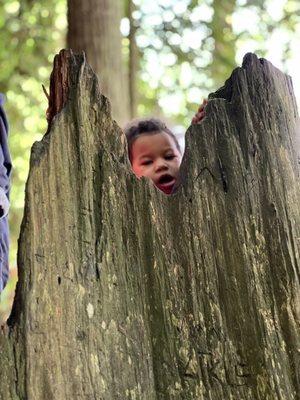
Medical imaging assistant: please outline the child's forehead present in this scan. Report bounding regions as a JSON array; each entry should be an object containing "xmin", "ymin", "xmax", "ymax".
[{"xmin": 133, "ymin": 131, "xmax": 176, "ymax": 150}]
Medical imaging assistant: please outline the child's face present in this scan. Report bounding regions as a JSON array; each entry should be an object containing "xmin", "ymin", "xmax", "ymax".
[{"xmin": 131, "ymin": 131, "xmax": 182, "ymax": 194}]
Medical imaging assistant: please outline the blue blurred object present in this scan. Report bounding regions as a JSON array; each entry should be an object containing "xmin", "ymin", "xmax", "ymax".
[{"xmin": 0, "ymin": 94, "xmax": 12, "ymax": 293}]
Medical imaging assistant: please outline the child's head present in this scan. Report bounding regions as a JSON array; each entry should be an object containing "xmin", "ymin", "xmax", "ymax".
[{"xmin": 124, "ymin": 118, "xmax": 182, "ymax": 194}]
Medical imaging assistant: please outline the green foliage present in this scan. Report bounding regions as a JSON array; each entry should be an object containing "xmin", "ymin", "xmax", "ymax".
[
  {"xmin": 129, "ymin": 0, "xmax": 217, "ymax": 127},
  {"xmin": 233, "ymin": 0, "xmax": 300, "ymax": 68},
  {"xmin": 127, "ymin": 0, "xmax": 300, "ymax": 127}
]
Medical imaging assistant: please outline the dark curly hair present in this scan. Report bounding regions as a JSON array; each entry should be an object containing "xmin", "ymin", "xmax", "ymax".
[{"xmin": 124, "ymin": 118, "xmax": 181, "ymax": 162}]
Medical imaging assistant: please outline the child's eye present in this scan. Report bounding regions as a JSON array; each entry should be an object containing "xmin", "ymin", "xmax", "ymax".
[
  {"xmin": 165, "ymin": 154, "xmax": 175, "ymax": 160},
  {"xmin": 142, "ymin": 160, "xmax": 153, "ymax": 166}
]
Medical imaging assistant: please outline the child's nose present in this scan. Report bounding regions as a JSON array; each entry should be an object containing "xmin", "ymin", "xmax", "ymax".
[{"xmin": 155, "ymin": 159, "xmax": 168, "ymax": 172}]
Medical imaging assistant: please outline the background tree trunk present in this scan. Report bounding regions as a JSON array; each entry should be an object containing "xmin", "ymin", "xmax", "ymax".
[
  {"xmin": 0, "ymin": 51, "xmax": 299, "ymax": 399},
  {"xmin": 209, "ymin": 0, "xmax": 237, "ymax": 87},
  {"xmin": 67, "ymin": 0, "xmax": 129, "ymax": 126},
  {"xmin": 126, "ymin": 0, "xmax": 139, "ymax": 119}
]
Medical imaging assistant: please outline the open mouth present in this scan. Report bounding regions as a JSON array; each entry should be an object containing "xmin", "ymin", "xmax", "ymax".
[
  {"xmin": 158, "ymin": 174, "xmax": 174, "ymax": 184},
  {"xmin": 156, "ymin": 174, "xmax": 175, "ymax": 194}
]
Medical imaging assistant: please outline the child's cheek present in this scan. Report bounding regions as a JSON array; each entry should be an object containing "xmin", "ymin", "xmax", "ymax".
[{"xmin": 132, "ymin": 164, "xmax": 143, "ymax": 178}]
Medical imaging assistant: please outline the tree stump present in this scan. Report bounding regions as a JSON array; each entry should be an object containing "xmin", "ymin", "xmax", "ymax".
[{"xmin": 0, "ymin": 51, "xmax": 299, "ymax": 400}]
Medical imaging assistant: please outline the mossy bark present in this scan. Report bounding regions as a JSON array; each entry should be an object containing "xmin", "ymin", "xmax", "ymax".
[{"xmin": 0, "ymin": 51, "xmax": 299, "ymax": 399}]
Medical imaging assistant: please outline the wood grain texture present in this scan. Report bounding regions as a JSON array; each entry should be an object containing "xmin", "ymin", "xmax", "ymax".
[{"xmin": 0, "ymin": 52, "xmax": 299, "ymax": 399}]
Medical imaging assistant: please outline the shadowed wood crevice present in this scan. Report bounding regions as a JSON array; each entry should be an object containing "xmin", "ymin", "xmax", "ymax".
[{"xmin": 46, "ymin": 49, "xmax": 76, "ymax": 127}]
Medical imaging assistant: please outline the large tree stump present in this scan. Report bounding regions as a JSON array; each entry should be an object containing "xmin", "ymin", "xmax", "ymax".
[{"xmin": 0, "ymin": 51, "xmax": 299, "ymax": 400}]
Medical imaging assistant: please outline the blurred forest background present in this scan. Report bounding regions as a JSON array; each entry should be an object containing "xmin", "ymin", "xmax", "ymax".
[{"xmin": 0, "ymin": 0, "xmax": 299, "ymax": 321}]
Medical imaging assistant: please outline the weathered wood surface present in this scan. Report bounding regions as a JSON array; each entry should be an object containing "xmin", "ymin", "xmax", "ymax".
[{"xmin": 0, "ymin": 51, "xmax": 299, "ymax": 400}]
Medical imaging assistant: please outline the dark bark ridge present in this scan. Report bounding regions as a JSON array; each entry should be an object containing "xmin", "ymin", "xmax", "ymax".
[
  {"xmin": 0, "ymin": 51, "xmax": 299, "ymax": 399},
  {"xmin": 46, "ymin": 49, "xmax": 73, "ymax": 126}
]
